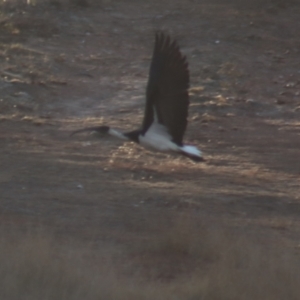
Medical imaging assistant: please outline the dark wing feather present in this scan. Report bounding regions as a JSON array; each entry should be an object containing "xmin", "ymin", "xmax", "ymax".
[{"xmin": 142, "ymin": 32, "xmax": 190, "ymax": 146}]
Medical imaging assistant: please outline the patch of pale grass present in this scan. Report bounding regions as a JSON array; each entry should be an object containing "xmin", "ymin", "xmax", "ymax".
[
  {"xmin": 0, "ymin": 228, "xmax": 172, "ymax": 300},
  {"xmin": 126, "ymin": 212, "xmax": 300, "ymax": 299},
  {"xmin": 202, "ymin": 237, "xmax": 300, "ymax": 300},
  {"xmin": 125, "ymin": 213, "xmax": 220, "ymax": 281},
  {"xmin": 134, "ymin": 213, "xmax": 218, "ymax": 259},
  {"xmin": 0, "ymin": 232, "xmax": 94, "ymax": 300},
  {"xmin": 21, "ymin": 115, "xmax": 47, "ymax": 126},
  {"xmin": 0, "ymin": 216, "xmax": 300, "ymax": 300}
]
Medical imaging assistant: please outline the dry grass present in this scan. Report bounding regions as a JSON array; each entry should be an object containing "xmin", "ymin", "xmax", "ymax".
[
  {"xmin": 0, "ymin": 0, "xmax": 299, "ymax": 297},
  {"xmin": 1, "ymin": 215, "xmax": 300, "ymax": 300}
]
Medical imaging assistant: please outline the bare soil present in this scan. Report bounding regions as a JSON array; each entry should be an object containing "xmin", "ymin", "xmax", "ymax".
[{"xmin": 1, "ymin": 0, "xmax": 300, "ymax": 278}]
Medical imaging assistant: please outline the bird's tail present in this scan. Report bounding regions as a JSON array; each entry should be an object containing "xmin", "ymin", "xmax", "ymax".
[{"xmin": 180, "ymin": 145, "xmax": 204, "ymax": 162}]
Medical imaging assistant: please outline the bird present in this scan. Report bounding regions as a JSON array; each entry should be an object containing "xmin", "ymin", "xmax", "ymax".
[{"xmin": 71, "ymin": 32, "xmax": 204, "ymax": 162}]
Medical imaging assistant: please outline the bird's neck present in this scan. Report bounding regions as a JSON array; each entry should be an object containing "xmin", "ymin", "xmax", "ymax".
[
  {"xmin": 108, "ymin": 128, "xmax": 141, "ymax": 143},
  {"xmin": 108, "ymin": 128, "xmax": 128, "ymax": 140}
]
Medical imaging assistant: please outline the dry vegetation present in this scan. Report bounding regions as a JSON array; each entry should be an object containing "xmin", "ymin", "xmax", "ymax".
[
  {"xmin": 1, "ymin": 0, "xmax": 300, "ymax": 299},
  {"xmin": 1, "ymin": 216, "xmax": 300, "ymax": 300}
]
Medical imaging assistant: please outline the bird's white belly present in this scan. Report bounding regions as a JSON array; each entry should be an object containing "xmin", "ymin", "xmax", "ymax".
[{"xmin": 139, "ymin": 131, "xmax": 179, "ymax": 152}]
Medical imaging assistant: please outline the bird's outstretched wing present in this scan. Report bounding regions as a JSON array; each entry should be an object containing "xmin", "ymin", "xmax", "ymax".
[{"xmin": 142, "ymin": 32, "xmax": 190, "ymax": 146}]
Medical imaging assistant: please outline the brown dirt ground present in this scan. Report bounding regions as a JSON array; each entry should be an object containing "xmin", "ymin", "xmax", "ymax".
[{"xmin": 0, "ymin": 0, "xmax": 300, "ymax": 268}]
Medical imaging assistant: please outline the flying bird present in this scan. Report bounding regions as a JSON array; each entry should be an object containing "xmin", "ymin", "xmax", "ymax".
[{"xmin": 71, "ymin": 32, "xmax": 204, "ymax": 162}]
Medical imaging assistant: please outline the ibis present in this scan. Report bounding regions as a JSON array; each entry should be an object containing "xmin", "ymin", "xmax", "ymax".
[{"xmin": 71, "ymin": 32, "xmax": 204, "ymax": 162}]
